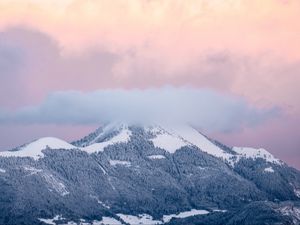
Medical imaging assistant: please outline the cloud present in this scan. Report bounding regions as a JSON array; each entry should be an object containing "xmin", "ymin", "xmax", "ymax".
[
  {"xmin": 0, "ymin": 45, "xmax": 23, "ymax": 77},
  {"xmin": 0, "ymin": 26, "xmax": 299, "ymax": 116},
  {"xmin": 0, "ymin": 27, "xmax": 120, "ymax": 107},
  {"xmin": 0, "ymin": 87, "xmax": 279, "ymax": 132}
]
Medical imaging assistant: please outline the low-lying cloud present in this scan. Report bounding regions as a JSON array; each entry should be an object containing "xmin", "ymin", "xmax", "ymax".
[{"xmin": 0, "ymin": 87, "xmax": 279, "ymax": 132}]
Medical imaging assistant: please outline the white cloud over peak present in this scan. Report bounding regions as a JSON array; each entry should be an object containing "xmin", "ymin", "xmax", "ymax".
[{"xmin": 0, "ymin": 87, "xmax": 279, "ymax": 132}]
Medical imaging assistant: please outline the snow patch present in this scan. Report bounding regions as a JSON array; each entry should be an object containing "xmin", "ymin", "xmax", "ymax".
[
  {"xmin": 164, "ymin": 125, "xmax": 235, "ymax": 164},
  {"xmin": 90, "ymin": 195, "xmax": 110, "ymax": 209},
  {"xmin": 97, "ymin": 164, "xmax": 107, "ymax": 175},
  {"xmin": 0, "ymin": 168, "xmax": 5, "ymax": 173},
  {"xmin": 117, "ymin": 214, "xmax": 162, "ymax": 225},
  {"xmin": 110, "ymin": 160, "xmax": 131, "ymax": 167},
  {"xmin": 150, "ymin": 131, "xmax": 188, "ymax": 153},
  {"xmin": 213, "ymin": 209, "xmax": 227, "ymax": 213},
  {"xmin": 148, "ymin": 155, "xmax": 166, "ymax": 159},
  {"xmin": 38, "ymin": 218, "xmax": 56, "ymax": 225},
  {"xmin": 66, "ymin": 218, "xmax": 122, "ymax": 225},
  {"xmin": 93, "ymin": 217, "xmax": 123, "ymax": 225},
  {"xmin": 97, "ymin": 200, "xmax": 110, "ymax": 209},
  {"xmin": 90, "ymin": 122, "xmax": 127, "ymax": 144},
  {"xmin": 82, "ymin": 128, "xmax": 131, "ymax": 153},
  {"xmin": 162, "ymin": 209, "xmax": 210, "ymax": 223},
  {"xmin": 278, "ymin": 206, "xmax": 300, "ymax": 224},
  {"xmin": 233, "ymin": 147, "xmax": 282, "ymax": 165},
  {"xmin": 22, "ymin": 167, "xmax": 69, "ymax": 196},
  {"xmin": 294, "ymin": 189, "xmax": 300, "ymax": 198},
  {"xmin": 197, "ymin": 166, "xmax": 206, "ymax": 170},
  {"xmin": 23, "ymin": 166, "xmax": 43, "ymax": 175},
  {"xmin": 38, "ymin": 215, "xmax": 64, "ymax": 225},
  {"xmin": 264, "ymin": 167, "xmax": 275, "ymax": 173},
  {"xmin": 0, "ymin": 137, "xmax": 77, "ymax": 160},
  {"xmin": 41, "ymin": 173, "xmax": 69, "ymax": 196}
]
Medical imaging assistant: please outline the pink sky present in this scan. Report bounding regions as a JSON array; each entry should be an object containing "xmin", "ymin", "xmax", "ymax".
[{"xmin": 0, "ymin": 0, "xmax": 299, "ymax": 168}]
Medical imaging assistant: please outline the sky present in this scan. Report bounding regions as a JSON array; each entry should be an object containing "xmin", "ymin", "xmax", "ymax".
[{"xmin": 0, "ymin": 0, "xmax": 299, "ymax": 168}]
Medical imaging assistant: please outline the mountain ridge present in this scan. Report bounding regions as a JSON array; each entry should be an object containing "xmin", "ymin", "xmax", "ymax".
[
  {"xmin": 0, "ymin": 122, "xmax": 299, "ymax": 225},
  {"xmin": 0, "ymin": 123, "xmax": 283, "ymax": 167}
]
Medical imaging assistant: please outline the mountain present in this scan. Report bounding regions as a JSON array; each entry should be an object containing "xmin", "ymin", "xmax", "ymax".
[{"xmin": 0, "ymin": 122, "xmax": 299, "ymax": 225}]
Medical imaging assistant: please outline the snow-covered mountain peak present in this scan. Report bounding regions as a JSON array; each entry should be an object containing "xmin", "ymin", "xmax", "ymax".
[
  {"xmin": 144, "ymin": 124, "xmax": 191, "ymax": 153},
  {"xmin": 81, "ymin": 125, "xmax": 132, "ymax": 154},
  {"xmin": 0, "ymin": 137, "xmax": 77, "ymax": 160},
  {"xmin": 143, "ymin": 123, "xmax": 282, "ymax": 166},
  {"xmin": 72, "ymin": 122, "xmax": 130, "ymax": 147},
  {"xmin": 0, "ymin": 122, "xmax": 297, "ymax": 225},
  {"xmin": 0, "ymin": 122, "xmax": 283, "ymax": 167},
  {"xmin": 71, "ymin": 122, "xmax": 283, "ymax": 166},
  {"xmin": 146, "ymin": 124, "xmax": 236, "ymax": 164},
  {"xmin": 232, "ymin": 146, "xmax": 283, "ymax": 165}
]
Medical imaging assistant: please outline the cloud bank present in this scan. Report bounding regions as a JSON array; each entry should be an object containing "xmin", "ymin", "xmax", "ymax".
[
  {"xmin": 1, "ymin": 27, "xmax": 300, "ymax": 114},
  {"xmin": 0, "ymin": 88, "xmax": 279, "ymax": 132}
]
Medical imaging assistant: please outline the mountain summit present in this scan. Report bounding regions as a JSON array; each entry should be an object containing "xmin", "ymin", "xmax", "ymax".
[{"xmin": 0, "ymin": 123, "xmax": 299, "ymax": 225}]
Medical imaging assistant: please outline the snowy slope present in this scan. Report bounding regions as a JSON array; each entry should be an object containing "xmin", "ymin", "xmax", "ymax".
[
  {"xmin": 0, "ymin": 137, "xmax": 77, "ymax": 160},
  {"xmin": 162, "ymin": 209, "xmax": 210, "ymax": 223},
  {"xmin": 147, "ymin": 125, "xmax": 189, "ymax": 153},
  {"xmin": 232, "ymin": 147, "xmax": 283, "ymax": 165},
  {"xmin": 148, "ymin": 124, "xmax": 282, "ymax": 167},
  {"xmin": 166, "ymin": 125, "xmax": 235, "ymax": 163},
  {"xmin": 148, "ymin": 124, "xmax": 235, "ymax": 164},
  {"xmin": 117, "ymin": 214, "xmax": 162, "ymax": 225},
  {"xmin": 82, "ymin": 127, "xmax": 131, "ymax": 153}
]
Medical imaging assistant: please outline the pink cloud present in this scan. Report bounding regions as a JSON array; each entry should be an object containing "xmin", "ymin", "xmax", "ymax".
[{"xmin": 0, "ymin": 0, "xmax": 299, "ymax": 168}]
